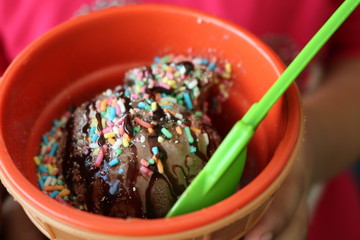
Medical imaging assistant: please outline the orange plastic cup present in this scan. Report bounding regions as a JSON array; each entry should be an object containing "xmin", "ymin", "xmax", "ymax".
[{"xmin": 0, "ymin": 4, "xmax": 303, "ymax": 240}]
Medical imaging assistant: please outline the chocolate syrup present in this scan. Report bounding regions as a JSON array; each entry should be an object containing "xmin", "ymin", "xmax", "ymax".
[
  {"xmin": 123, "ymin": 114, "xmax": 133, "ymax": 137},
  {"xmin": 177, "ymin": 61, "xmax": 195, "ymax": 75},
  {"xmin": 95, "ymin": 112, "xmax": 105, "ymax": 146},
  {"xmin": 81, "ymin": 103, "xmax": 91, "ymax": 135}
]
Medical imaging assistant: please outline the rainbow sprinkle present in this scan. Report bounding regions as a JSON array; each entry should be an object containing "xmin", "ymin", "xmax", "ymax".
[
  {"xmin": 108, "ymin": 158, "xmax": 119, "ymax": 167},
  {"xmin": 34, "ymin": 111, "xmax": 71, "ymax": 204},
  {"xmin": 161, "ymin": 127, "xmax": 173, "ymax": 139}
]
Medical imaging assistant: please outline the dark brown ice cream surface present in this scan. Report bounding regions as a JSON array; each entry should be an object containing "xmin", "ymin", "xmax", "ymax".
[{"xmin": 35, "ymin": 55, "xmax": 231, "ymax": 218}]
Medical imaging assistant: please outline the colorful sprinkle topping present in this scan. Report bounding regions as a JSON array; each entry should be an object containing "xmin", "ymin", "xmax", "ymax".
[{"xmin": 34, "ymin": 112, "xmax": 71, "ymax": 202}]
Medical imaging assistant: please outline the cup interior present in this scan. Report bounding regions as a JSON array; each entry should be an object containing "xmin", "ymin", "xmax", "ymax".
[{"xmin": 0, "ymin": 4, "xmax": 300, "ymax": 236}]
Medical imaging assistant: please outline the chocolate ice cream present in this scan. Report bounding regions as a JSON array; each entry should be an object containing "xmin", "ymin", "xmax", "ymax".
[{"xmin": 35, "ymin": 55, "xmax": 231, "ymax": 218}]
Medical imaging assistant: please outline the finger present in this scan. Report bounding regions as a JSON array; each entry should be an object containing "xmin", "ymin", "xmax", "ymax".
[
  {"xmin": 244, "ymin": 158, "xmax": 309, "ymax": 240},
  {"xmin": 276, "ymin": 193, "xmax": 308, "ymax": 240},
  {"xmin": 2, "ymin": 196, "xmax": 46, "ymax": 240}
]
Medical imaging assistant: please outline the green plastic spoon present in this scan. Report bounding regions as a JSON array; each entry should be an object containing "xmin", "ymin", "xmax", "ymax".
[{"xmin": 166, "ymin": 0, "xmax": 360, "ymax": 217}]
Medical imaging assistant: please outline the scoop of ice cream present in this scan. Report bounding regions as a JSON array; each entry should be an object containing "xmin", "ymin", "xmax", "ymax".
[{"xmin": 55, "ymin": 56, "xmax": 224, "ymax": 218}]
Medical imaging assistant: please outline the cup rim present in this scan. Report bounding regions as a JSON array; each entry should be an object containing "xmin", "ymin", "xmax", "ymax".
[{"xmin": 0, "ymin": 4, "xmax": 301, "ymax": 236}]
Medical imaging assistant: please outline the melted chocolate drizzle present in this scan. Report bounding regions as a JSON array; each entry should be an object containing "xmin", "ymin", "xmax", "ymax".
[
  {"xmin": 81, "ymin": 102, "xmax": 91, "ymax": 135},
  {"xmin": 123, "ymin": 114, "xmax": 134, "ymax": 137},
  {"xmin": 177, "ymin": 61, "xmax": 195, "ymax": 75},
  {"xmin": 123, "ymin": 97, "xmax": 131, "ymax": 112},
  {"xmin": 95, "ymin": 112, "xmax": 105, "ymax": 146}
]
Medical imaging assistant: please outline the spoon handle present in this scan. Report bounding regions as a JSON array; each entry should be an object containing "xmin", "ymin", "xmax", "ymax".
[
  {"xmin": 210, "ymin": 0, "xmax": 360, "ymax": 182},
  {"xmin": 243, "ymin": 0, "xmax": 360, "ymax": 128}
]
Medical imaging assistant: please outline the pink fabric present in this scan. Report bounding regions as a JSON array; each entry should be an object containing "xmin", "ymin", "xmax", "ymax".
[
  {"xmin": 1, "ymin": 0, "xmax": 360, "ymax": 74},
  {"xmin": 142, "ymin": 0, "xmax": 360, "ymax": 91},
  {"xmin": 308, "ymin": 171, "xmax": 360, "ymax": 240},
  {"xmin": 0, "ymin": 0, "xmax": 360, "ymax": 239},
  {"xmin": 0, "ymin": 0, "xmax": 93, "ymax": 74}
]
